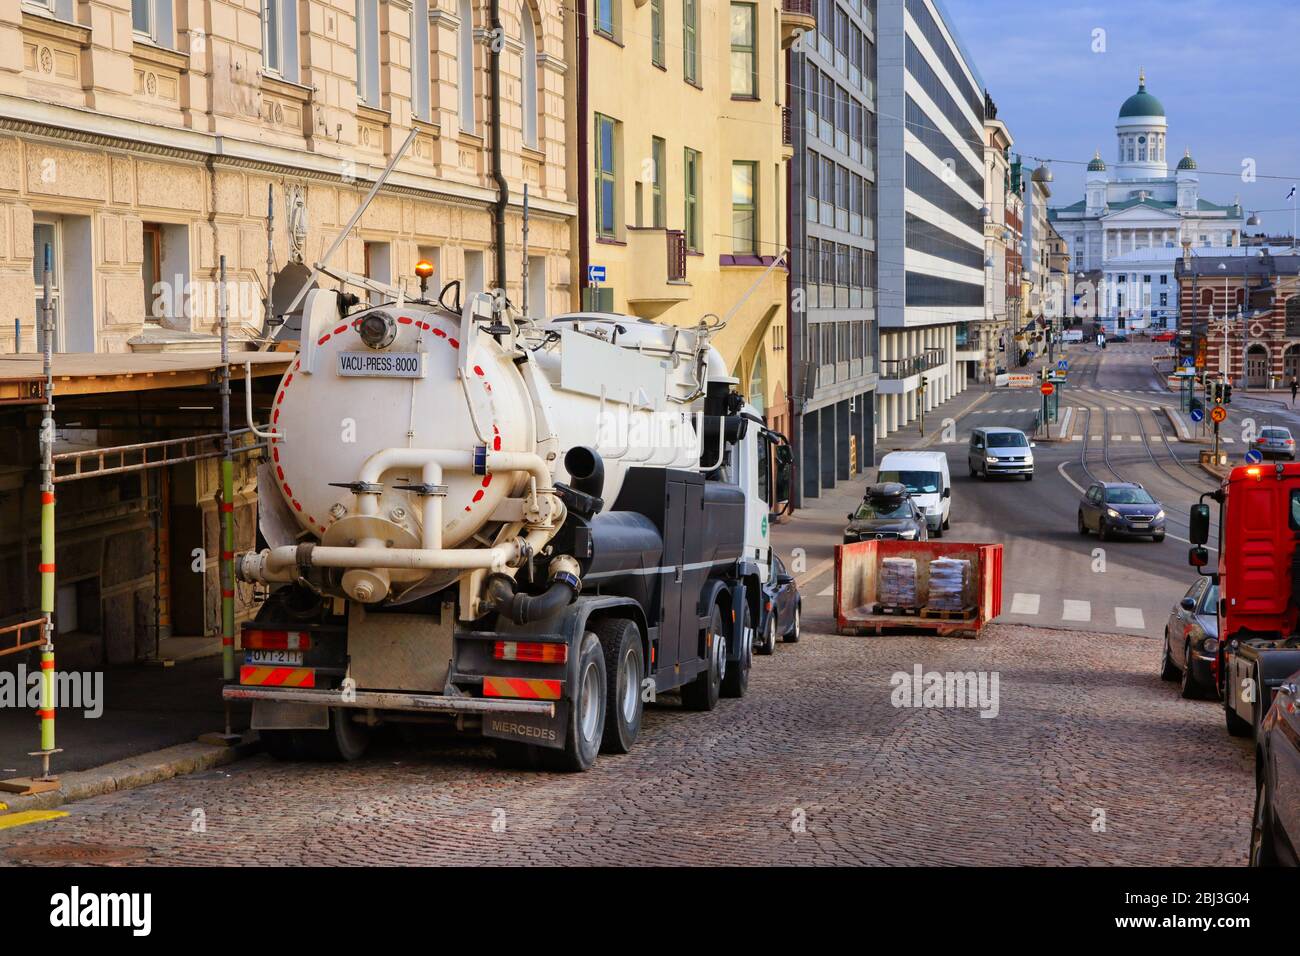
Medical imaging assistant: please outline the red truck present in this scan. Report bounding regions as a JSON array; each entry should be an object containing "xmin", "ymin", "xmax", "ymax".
[{"xmin": 1188, "ymin": 462, "xmax": 1300, "ymax": 737}]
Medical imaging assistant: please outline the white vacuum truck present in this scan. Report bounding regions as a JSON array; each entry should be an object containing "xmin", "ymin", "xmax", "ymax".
[{"xmin": 227, "ymin": 278, "xmax": 793, "ymax": 770}]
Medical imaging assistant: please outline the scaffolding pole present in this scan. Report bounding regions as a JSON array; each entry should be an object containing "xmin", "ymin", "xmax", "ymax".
[
  {"xmin": 35, "ymin": 241, "xmax": 59, "ymax": 784},
  {"xmin": 219, "ymin": 256, "xmax": 235, "ymax": 690}
]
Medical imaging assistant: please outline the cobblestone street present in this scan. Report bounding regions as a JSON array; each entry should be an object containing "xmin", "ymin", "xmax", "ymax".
[{"xmin": 0, "ymin": 620, "xmax": 1254, "ymax": 866}]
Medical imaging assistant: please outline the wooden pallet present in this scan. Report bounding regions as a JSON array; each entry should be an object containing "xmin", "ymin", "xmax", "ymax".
[
  {"xmin": 873, "ymin": 603, "xmax": 921, "ymax": 617},
  {"xmin": 920, "ymin": 606, "xmax": 977, "ymax": 621}
]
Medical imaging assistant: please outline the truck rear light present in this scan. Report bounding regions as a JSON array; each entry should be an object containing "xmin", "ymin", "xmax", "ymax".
[
  {"xmin": 244, "ymin": 629, "xmax": 311, "ymax": 651},
  {"xmin": 493, "ymin": 640, "xmax": 567, "ymax": 664}
]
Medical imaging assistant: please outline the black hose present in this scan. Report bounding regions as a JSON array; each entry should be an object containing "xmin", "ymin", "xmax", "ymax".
[
  {"xmin": 482, "ymin": 572, "xmax": 577, "ymax": 625},
  {"xmin": 564, "ymin": 446, "xmax": 605, "ymax": 499}
]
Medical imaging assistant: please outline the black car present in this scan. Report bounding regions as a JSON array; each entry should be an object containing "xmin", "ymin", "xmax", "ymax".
[
  {"xmin": 1160, "ymin": 578, "xmax": 1219, "ymax": 699},
  {"xmin": 1251, "ymin": 670, "xmax": 1300, "ymax": 865},
  {"xmin": 756, "ymin": 554, "xmax": 801, "ymax": 655},
  {"xmin": 844, "ymin": 483, "xmax": 928, "ymax": 543},
  {"xmin": 1077, "ymin": 481, "xmax": 1167, "ymax": 541}
]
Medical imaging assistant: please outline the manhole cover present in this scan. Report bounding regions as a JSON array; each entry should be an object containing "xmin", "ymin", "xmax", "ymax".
[{"xmin": 5, "ymin": 843, "xmax": 149, "ymax": 864}]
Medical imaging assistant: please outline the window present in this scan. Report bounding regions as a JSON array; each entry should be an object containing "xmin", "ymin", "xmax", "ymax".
[
  {"xmin": 355, "ymin": 0, "xmax": 380, "ymax": 107},
  {"xmin": 683, "ymin": 0, "xmax": 699, "ymax": 85},
  {"xmin": 521, "ymin": 4, "xmax": 539, "ymax": 147},
  {"xmin": 142, "ymin": 222, "xmax": 190, "ymax": 324},
  {"xmin": 730, "ymin": 4, "xmax": 756, "ymax": 98},
  {"xmin": 651, "ymin": 137, "xmax": 666, "ymax": 229},
  {"xmin": 411, "ymin": 1, "xmax": 431, "ymax": 121},
  {"xmin": 651, "ymin": 0, "xmax": 664, "ymax": 67},
  {"xmin": 595, "ymin": 0, "xmax": 618, "ymax": 39},
  {"xmin": 595, "ymin": 114, "xmax": 619, "ymax": 240},
  {"xmin": 684, "ymin": 147, "xmax": 702, "ymax": 251},
  {"xmin": 732, "ymin": 161, "xmax": 757, "ymax": 254},
  {"xmin": 263, "ymin": 0, "xmax": 299, "ymax": 80},
  {"xmin": 142, "ymin": 223, "xmax": 162, "ymax": 319},
  {"xmin": 132, "ymin": 0, "xmax": 174, "ymax": 47},
  {"xmin": 458, "ymin": 0, "xmax": 476, "ymax": 131},
  {"xmin": 1286, "ymin": 298, "xmax": 1300, "ymax": 337}
]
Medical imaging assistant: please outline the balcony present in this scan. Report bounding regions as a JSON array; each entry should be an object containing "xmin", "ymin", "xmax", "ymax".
[
  {"xmin": 780, "ymin": 106, "xmax": 795, "ymax": 160},
  {"xmin": 879, "ymin": 348, "xmax": 946, "ymax": 382},
  {"xmin": 780, "ymin": 0, "xmax": 816, "ymax": 49},
  {"xmin": 625, "ymin": 228, "xmax": 691, "ymax": 317}
]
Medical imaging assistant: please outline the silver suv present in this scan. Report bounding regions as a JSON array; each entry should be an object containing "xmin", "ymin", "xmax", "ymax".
[{"xmin": 968, "ymin": 427, "xmax": 1035, "ymax": 481}]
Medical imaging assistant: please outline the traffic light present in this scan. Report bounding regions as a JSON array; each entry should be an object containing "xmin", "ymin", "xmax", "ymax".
[
  {"xmin": 918, "ymin": 376, "xmax": 928, "ymax": 396},
  {"xmin": 1222, "ymin": 383, "xmax": 1232, "ymax": 405}
]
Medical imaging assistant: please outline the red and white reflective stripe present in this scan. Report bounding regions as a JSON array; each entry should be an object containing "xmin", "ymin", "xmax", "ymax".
[{"xmin": 493, "ymin": 641, "xmax": 568, "ymax": 664}]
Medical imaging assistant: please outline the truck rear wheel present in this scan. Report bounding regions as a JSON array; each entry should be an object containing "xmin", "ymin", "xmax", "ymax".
[
  {"xmin": 544, "ymin": 631, "xmax": 605, "ymax": 772},
  {"xmin": 595, "ymin": 618, "xmax": 644, "ymax": 755},
  {"xmin": 720, "ymin": 598, "xmax": 751, "ymax": 698},
  {"xmin": 261, "ymin": 708, "xmax": 370, "ymax": 762},
  {"xmin": 681, "ymin": 605, "xmax": 725, "ymax": 711}
]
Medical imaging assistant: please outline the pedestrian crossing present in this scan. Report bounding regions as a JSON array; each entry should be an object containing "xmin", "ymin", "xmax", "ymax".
[{"xmin": 1004, "ymin": 592, "xmax": 1147, "ymax": 630}]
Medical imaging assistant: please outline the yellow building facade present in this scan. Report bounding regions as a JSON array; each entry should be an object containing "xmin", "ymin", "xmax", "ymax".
[
  {"xmin": 571, "ymin": 0, "xmax": 804, "ymax": 434},
  {"xmin": 0, "ymin": 0, "xmax": 575, "ymax": 354}
]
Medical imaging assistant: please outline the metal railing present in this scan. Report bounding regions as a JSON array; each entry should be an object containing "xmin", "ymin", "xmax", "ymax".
[
  {"xmin": 0, "ymin": 618, "xmax": 45, "ymax": 658},
  {"xmin": 782, "ymin": 106, "xmax": 793, "ymax": 147},
  {"xmin": 880, "ymin": 349, "xmax": 946, "ymax": 380},
  {"xmin": 783, "ymin": 0, "xmax": 815, "ymax": 16},
  {"xmin": 52, "ymin": 427, "xmax": 262, "ymax": 483},
  {"xmin": 667, "ymin": 229, "xmax": 688, "ymax": 282}
]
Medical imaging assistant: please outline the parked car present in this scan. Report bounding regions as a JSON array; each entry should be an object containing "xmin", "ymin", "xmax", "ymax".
[
  {"xmin": 1077, "ymin": 481, "xmax": 1167, "ymax": 541},
  {"xmin": 967, "ymin": 427, "xmax": 1034, "ymax": 481},
  {"xmin": 1161, "ymin": 578, "xmax": 1219, "ymax": 698},
  {"xmin": 844, "ymin": 483, "xmax": 929, "ymax": 543},
  {"xmin": 877, "ymin": 450, "xmax": 952, "ymax": 538},
  {"xmin": 1107, "ymin": 332, "xmax": 1129, "ymax": 343},
  {"xmin": 756, "ymin": 554, "xmax": 801, "ymax": 654},
  {"xmin": 1152, "ymin": 330, "xmax": 1177, "ymax": 343},
  {"xmin": 1256, "ymin": 426, "xmax": 1297, "ymax": 460},
  {"xmin": 1252, "ymin": 670, "xmax": 1300, "ymax": 865}
]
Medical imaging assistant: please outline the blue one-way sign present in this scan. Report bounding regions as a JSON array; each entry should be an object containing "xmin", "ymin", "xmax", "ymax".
[{"xmin": 587, "ymin": 265, "xmax": 606, "ymax": 284}]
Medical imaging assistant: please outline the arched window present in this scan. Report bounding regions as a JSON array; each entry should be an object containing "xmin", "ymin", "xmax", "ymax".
[
  {"xmin": 521, "ymin": 3, "xmax": 539, "ymax": 148},
  {"xmin": 458, "ymin": 0, "xmax": 475, "ymax": 132},
  {"xmin": 749, "ymin": 350, "xmax": 767, "ymax": 415}
]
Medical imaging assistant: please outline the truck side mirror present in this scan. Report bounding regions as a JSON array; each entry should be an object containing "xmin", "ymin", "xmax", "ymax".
[
  {"xmin": 942, "ymin": 488, "xmax": 951, "ymax": 499},
  {"xmin": 1188, "ymin": 546, "xmax": 1209, "ymax": 569},
  {"xmin": 776, "ymin": 445, "xmax": 793, "ymax": 467},
  {"xmin": 1189, "ymin": 503, "xmax": 1210, "ymax": 545}
]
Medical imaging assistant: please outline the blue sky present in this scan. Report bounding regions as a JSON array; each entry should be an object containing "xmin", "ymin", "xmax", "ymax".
[{"xmin": 943, "ymin": 0, "xmax": 1300, "ymax": 235}]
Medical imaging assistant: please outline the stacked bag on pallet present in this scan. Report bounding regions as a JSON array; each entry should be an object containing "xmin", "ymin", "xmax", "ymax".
[
  {"xmin": 927, "ymin": 558, "xmax": 971, "ymax": 612},
  {"xmin": 878, "ymin": 558, "xmax": 918, "ymax": 608}
]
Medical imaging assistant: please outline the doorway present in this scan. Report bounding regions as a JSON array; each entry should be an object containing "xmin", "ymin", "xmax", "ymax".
[{"xmin": 1246, "ymin": 344, "xmax": 1269, "ymax": 389}]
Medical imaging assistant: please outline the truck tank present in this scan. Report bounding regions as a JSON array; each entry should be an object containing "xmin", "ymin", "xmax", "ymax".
[{"xmin": 245, "ymin": 291, "xmax": 729, "ymax": 609}]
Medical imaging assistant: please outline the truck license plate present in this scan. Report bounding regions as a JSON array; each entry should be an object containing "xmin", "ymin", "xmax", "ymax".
[
  {"xmin": 246, "ymin": 650, "xmax": 304, "ymax": 666},
  {"xmin": 336, "ymin": 352, "xmax": 426, "ymax": 378}
]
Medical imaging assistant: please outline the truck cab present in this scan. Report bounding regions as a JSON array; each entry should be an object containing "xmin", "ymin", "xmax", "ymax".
[{"xmin": 1189, "ymin": 462, "xmax": 1300, "ymax": 737}]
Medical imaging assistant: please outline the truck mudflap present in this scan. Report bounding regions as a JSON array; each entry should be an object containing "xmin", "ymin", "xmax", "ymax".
[{"xmin": 222, "ymin": 684, "xmax": 554, "ymax": 718}]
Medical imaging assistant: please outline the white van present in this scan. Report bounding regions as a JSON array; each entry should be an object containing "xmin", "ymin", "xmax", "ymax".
[
  {"xmin": 876, "ymin": 451, "xmax": 952, "ymax": 538},
  {"xmin": 1062, "ymin": 329, "xmax": 1084, "ymax": 344}
]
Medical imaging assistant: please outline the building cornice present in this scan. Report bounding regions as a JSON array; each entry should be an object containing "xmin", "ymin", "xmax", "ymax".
[{"xmin": 0, "ymin": 94, "xmax": 576, "ymax": 220}]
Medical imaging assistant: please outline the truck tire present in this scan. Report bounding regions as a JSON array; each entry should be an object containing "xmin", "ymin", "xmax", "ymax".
[
  {"xmin": 783, "ymin": 603, "xmax": 801, "ymax": 643},
  {"xmin": 681, "ymin": 605, "xmax": 725, "ymax": 711},
  {"xmin": 544, "ymin": 631, "xmax": 605, "ymax": 772},
  {"xmin": 595, "ymin": 618, "xmax": 644, "ymax": 755},
  {"xmin": 756, "ymin": 612, "xmax": 777, "ymax": 656},
  {"xmin": 721, "ymin": 599, "xmax": 751, "ymax": 699},
  {"xmin": 1225, "ymin": 694, "xmax": 1253, "ymax": 738},
  {"xmin": 263, "ymin": 709, "xmax": 370, "ymax": 762}
]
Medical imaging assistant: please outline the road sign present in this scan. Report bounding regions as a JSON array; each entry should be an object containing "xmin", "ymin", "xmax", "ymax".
[
  {"xmin": 1040, "ymin": 382, "xmax": 1055, "ymax": 397},
  {"xmin": 1189, "ymin": 407, "xmax": 1205, "ymax": 423},
  {"xmin": 1245, "ymin": 449, "xmax": 1264, "ymax": 465},
  {"xmin": 587, "ymin": 265, "xmax": 606, "ymax": 284},
  {"xmin": 1182, "ymin": 357, "xmax": 1194, "ymax": 368},
  {"xmin": 1057, "ymin": 360, "xmax": 1068, "ymax": 371},
  {"xmin": 1210, "ymin": 405, "xmax": 1228, "ymax": 424}
]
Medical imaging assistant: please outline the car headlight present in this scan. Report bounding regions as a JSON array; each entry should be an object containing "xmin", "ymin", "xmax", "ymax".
[
  {"xmin": 1203, "ymin": 638, "xmax": 1219, "ymax": 655},
  {"xmin": 986, "ymin": 456, "xmax": 998, "ymax": 463},
  {"xmin": 1155, "ymin": 510, "xmax": 1165, "ymax": 520},
  {"xmin": 899, "ymin": 530, "xmax": 918, "ymax": 540},
  {"xmin": 1106, "ymin": 508, "xmax": 1121, "ymax": 519}
]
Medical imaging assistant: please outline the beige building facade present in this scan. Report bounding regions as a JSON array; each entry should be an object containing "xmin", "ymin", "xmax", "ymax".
[
  {"xmin": 571, "ymin": 0, "xmax": 800, "ymax": 434},
  {"xmin": 0, "ymin": 0, "xmax": 575, "ymax": 354}
]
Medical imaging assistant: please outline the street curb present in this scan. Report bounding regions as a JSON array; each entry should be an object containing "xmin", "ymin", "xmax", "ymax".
[
  {"xmin": 1163, "ymin": 406, "xmax": 1208, "ymax": 444},
  {"xmin": 0, "ymin": 736, "xmax": 258, "ymax": 817}
]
